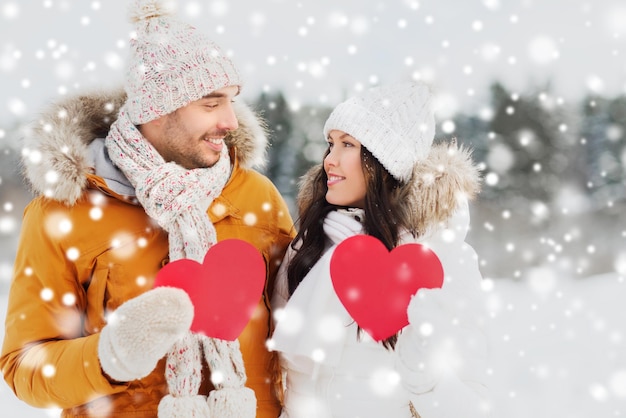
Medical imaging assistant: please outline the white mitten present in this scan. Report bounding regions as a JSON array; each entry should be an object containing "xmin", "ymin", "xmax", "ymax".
[
  {"xmin": 396, "ymin": 288, "xmax": 447, "ymax": 394},
  {"xmin": 397, "ymin": 287, "xmax": 489, "ymax": 402},
  {"xmin": 98, "ymin": 287, "xmax": 194, "ymax": 382}
]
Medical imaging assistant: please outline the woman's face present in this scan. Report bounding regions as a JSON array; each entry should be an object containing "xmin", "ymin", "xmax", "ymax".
[{"xmin": 323, "ymin": 130, "xmax": 367, "ymax": 208}]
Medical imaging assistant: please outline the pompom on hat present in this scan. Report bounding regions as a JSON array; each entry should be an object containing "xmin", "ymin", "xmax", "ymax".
[
  {"xmin": 323, "ymin": 81, "xmax": 436, "ymax": 183},
  {"xmin": 125, "ymin": 0, "xmax": 241, "ymax": 124}
]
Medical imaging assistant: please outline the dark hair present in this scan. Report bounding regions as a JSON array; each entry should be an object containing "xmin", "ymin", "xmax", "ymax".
[{"xmin": 287, "ymin": 144, "xmax": 412, "ymax": 349}]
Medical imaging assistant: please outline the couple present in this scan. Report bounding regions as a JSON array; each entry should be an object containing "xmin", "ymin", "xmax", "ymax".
[{"xmin": 0, "ymin": 0, "xmax": 489, "ymax": 417}]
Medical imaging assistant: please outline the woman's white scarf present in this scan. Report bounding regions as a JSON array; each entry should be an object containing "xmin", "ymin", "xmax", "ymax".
[
  {"xmin": 271, "ymin": 210, "xmax": 365, "ymax": 371},
  {"xmin": 105, "ymin": 107, "xmax": 255, "ymax": 417}
]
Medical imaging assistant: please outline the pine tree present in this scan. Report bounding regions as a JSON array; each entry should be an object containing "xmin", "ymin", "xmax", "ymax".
[
  {"xmin": 254, "ymin": 91, "xmax": 297, "ymax": 207},
  {"xmin": 487, "ymin": 82, "xmax": 577, "ymax": 205},
  {"xmin": 580, "ymin": 94, "xmax": 626, "ymax": 206}
]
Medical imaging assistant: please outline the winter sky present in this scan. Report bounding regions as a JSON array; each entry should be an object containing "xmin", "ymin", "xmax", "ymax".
[{"xmin": 1, "ymin": 0, "xmax": 626, "ymax": 129}]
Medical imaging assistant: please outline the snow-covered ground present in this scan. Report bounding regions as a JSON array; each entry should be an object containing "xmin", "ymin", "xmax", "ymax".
[
  {"xmin": 1, "ymin": 272, "xmax": 624, "ymax": 417},
  {"xmin": 486, "ymin": 273, "xmax": 626, "ymax": 418}
]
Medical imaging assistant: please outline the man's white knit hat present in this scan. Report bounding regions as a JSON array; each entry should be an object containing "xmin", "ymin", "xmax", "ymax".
[
  {"xmin": 125, "ymin": 0, "xmax": 241, "ymax": 124},
  {"xmin": 323, "ymin": 81, "xmax": 436, "ymax": 182}
]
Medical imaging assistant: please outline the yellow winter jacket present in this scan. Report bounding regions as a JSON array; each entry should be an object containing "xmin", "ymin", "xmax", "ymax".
[{"xmin": 0, "ymin": 90, "xmax": 295, "ymax": 418}]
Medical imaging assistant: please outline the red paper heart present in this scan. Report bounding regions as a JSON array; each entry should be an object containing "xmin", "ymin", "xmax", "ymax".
[
  {"xmin": 330, "ymin": 235, "xmax": 444, "ymax": 341},
  {"xmin": 153, "ymin": 239, "xmax": 265, "ymax": 341}
]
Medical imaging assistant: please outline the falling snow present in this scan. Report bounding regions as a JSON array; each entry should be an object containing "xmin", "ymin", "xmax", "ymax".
[{"xmin": 1, "ymin": 0, "xmax": 625, "ymax": 417}]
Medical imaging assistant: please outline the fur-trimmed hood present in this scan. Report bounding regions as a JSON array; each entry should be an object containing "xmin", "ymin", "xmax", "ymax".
[
  {"xmin": 297, "ymin": 142, "xmax": 482, "ymax": 236},
  {"xmin": 21, "ymin": 88, "xmax": 269, "ymax": 205}
]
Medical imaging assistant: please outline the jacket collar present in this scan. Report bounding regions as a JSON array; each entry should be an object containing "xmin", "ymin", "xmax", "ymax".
[{"xmin": 87, "ymin": 137, "xmax": 136, "ymax": 198}]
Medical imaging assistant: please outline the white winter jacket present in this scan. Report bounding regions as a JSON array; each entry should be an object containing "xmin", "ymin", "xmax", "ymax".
[{"xmin": 271, "ymin": 144, "xmax": 490, "ymax": 418}]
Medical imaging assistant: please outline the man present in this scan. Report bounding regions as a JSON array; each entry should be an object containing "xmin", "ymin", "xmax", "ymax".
[{"xmin": 0, "ymin": 1, "xmax": 294, "ymax": 417}]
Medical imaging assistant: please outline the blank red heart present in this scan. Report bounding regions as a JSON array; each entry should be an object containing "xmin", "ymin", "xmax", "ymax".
[
  {"xmin": 153, "ymin": 239, "xmax": 265, "ymax": 341},
  {"xmin": 330, "ymin": 235, "xmax": 444, "ymax": 342}
]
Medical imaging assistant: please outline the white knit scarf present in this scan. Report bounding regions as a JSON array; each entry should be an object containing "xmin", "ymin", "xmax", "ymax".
[{"xmin": 105, "ymin": 107, "xmax": 256, "ymax": 417}]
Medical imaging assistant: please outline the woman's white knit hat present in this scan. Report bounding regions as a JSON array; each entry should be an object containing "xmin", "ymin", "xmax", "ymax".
[
  {"xmin": 323, "ymin": 81, "xmax": 436, "ymax": 182},
  {"xmin": 125, "ymin": 0, "xmax": 241, "ymax": 124}
]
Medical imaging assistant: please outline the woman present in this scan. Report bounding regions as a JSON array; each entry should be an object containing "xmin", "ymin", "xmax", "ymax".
[{"xmin": 271, "ymin": 82, "xmax": 490, "ymax": 417}]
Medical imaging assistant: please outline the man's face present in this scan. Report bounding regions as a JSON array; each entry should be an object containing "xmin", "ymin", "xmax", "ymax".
[{"xmin": 146, "ymin": 85, "xmax": 240, "ymax": 169}]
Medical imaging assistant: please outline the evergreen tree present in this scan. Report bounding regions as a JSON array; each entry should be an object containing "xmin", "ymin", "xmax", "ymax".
[
  {"xmin": 486, "ymin": 81, "xmax": 578, "ymax": 204},
  {"xmin": 254, "ymin": 91, "xmax": 297, "ymax": 207},
  {"xmin": 580, "ymin": 94, "xmax": 626, "ymax": 206},
  {"xmin": 254, "ymin": 92, "xmax": 332, "ymax": 216}
]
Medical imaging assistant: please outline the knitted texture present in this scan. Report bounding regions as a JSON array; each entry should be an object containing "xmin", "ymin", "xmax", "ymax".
[
  {"xmin": 204, "ymin": 338, "xmax": 257, "ymax": 416},
  {"xmin": 105, "ymin": 108, "xmax": 255, "ymax": 417},
  {"xmin": 105, "ymin": 108, "xmax": 230, "ymax": 262},
  {"xmin": 98, "ymin": 287, "xmax": 194, "ymax": 383},
  {"xmin": 125, "ymin": 0, "xmax": 241, "ymax": 124},
  {"xmin": 323, "ymin": 81, "xmax": 435, "ymax": 182},
  {"xmin": 158, "ymin": 333, "xmax": 211, "ymax": 417}
]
